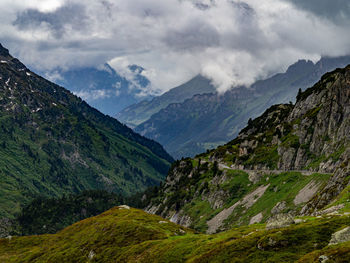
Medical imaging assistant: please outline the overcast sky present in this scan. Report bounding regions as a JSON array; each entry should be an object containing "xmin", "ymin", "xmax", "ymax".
[{"xmin": 1, "ymin": 0, "xmax": 350, "ymax": 94}]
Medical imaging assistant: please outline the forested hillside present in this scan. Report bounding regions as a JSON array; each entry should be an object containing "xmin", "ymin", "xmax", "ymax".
[{"xmin": 0, "ymin": 44, "xmax": 172, "ymax": 218}]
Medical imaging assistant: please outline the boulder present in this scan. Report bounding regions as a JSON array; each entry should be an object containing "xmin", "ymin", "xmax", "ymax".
[
  {"xmin": 266, "ymin": 214, "xmax": 295, "ymax": 230},
  {"xmin": 118, "ymin": 205, "xmax": 130, "ymax": 210},
  {"xmin": 271, "ymin": 201, "xmax": 286, "ymax": 215},
  {"xmin": 319, "ymin": 255, "xmax": 329, "ymax": 263},
  {"xmin": 329, "ymin": 226, "xmax": 350, "ymax": 245}
]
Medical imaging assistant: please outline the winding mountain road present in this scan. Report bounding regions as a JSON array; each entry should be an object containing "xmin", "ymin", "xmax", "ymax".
[{"xmin": 217, "ymin": 163, "xmax": 332, "ymax": 176}]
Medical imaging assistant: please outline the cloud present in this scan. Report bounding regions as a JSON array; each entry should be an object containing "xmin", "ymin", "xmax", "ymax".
[
  {"xmin": 0, "ymin": 0, "xmax": 350, "ymax": 95},
  {"xmin": 283, "ymin": 0, "xmax": 350, "ymax": 24},
  {"xmin": 163, "ymin": 19, "xmax": 220, "ymax": 51},
  {"xmin": 43, "ymin": 70, "xmax": 63, "ymax": 82},
  {"xmin": 74, "ymin": 89, "xmax": 112, "ymax": 101},
  {"xmin": 13, "ymin": 3, "xmax": 88, "ymax": 38}
]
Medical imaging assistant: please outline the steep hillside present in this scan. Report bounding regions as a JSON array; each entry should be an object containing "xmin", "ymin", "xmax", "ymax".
[
  {"xmin": 2, "ymin": 206, "xmax": 350, "ymax": 262},
  {"xmin": 135, "ymin": 57, "xmax": 350, "ymax": 158},
  {"xmin": 146, "ymin": 65, "xmax": 350, "ymax": 233},
  {"xmin": 116, "ymin": 75, "xmax": 215, "ymax": 128},
  {"xmin": 50, "ymin": 64, "xmax": 152, "ymax": 116},
  {"xmin": 0, "ymin": 43, "xmax": 172, "ymax": 218},
  {"xmin": 14, "ymin": 190, "xmax": 124, "ymax": 236}
]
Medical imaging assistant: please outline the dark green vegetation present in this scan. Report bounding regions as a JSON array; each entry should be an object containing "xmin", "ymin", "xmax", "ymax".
[
  {"xmin": 0, "ymin": 44, "xmax": 172, "ymax": 218},
  {"xmin": 1, "ymin": 207, "xmax": 350, "ymax": 262},
  {"xmin": 125, "ymin": 57, "xmax": 350, "ymax": 158},
  {"xmin": 14, "ymin": 190, "xmax": 123, "ymax": 236},
  {"xmin": 11, "ymin": 186, "xmax": 162, "ymax": 236},
  {"xmin": 117, "ymin": 75, "xmax": 215, "ymax": 128}
]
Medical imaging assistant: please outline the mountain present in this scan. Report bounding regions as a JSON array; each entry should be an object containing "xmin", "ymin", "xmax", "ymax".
[
  {"xmin": 145, "ymin": 65, "xmax": 350, "ymax": 234},
  {"xmin": 3, "ymin": 65, "xmax": 350, "ymax": 263},
  {"xmin": 47, "ymin": 64, "xmax": 152, "ymax": 116},
  {"xmin": 1, "ymin": 206, "xmax": 350, "ymax": 262},
  {"xmin": 116, "ymin": 75, "xmax": 216, "ymax": 128},
  {"xmin": 133, "ymin": 57, "xmax": 350, "ymax": 159},
  {"xmin": 0, "ymin": 43, "xmax": 173, "ymax": 219}
]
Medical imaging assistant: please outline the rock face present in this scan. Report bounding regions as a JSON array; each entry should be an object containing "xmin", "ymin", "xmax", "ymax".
[
  {"xmin": 329, "ymin": 227, "xmax": 350, "ymax": 245},
  {"xmin": 0, "ymin": 218, "xmax": 12, "ymax": 238},
  {"xmin": 146, "ymin": 65, "xmax": 350, "ymax": 233},
  {"xmin": 206, "ymin": 199, "xmax": 243, "ymax": 234},
  {"xmin": 271, "ymin": 202, "xmax": 287, "ymax": 215},
  {"xmin": 249, "ymin": 212, "xmax": 263, "ymax": 225},
  {"xmin": 294, "ymin": 180, "xmax": 321, "ymax": 205}
]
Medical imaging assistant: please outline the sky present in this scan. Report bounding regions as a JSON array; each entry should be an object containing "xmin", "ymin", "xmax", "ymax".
[{"xmin": 1, "ymin": 0, "xmax": 350, "ymax": 95}]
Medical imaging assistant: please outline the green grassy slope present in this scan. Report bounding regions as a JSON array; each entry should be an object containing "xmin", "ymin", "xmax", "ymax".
[
  {"xmin": 147, "ymin": 158, "xmax": 332, "ymax": 232},
  {"xmin": 1, "ymin": 207, "xmax": 350, "ymax": 262},
  {"xmin": 0, "ymin": 44, "xmax": 172, "ymax": 218}
]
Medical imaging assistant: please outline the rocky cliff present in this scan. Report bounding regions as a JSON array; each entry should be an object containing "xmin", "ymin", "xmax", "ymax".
[{"xmin": 146, "ymin": 65, "xmax": 350, "ymax": 233}]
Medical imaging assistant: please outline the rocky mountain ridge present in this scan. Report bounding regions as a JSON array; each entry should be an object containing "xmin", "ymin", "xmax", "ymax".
[
  {"xmin": 145, "ymin": 65, "xmax": 350, "ymax": 233},
  {"xmin": 117, "ymin": 75, "xmax": 215, "ymax": 128},
  {"xmin": 132, "ymin": 57, "xmax": 350, "ymax": 158}
]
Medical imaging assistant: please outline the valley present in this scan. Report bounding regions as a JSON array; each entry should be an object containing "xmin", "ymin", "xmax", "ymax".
[
  {"xmin": 120, "ymin": 57, "xmax": 350, "ymax": 158},
  {"xmin": 2, "ymin": 62, "xmax": 350, "ymax": 262},
  {"xmin": 1, "ymin": 2, "xmax": 350, "ymax": 260}
]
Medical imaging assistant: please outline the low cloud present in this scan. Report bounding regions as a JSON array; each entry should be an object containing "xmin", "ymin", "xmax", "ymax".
[
  {"xmin": 283, "ymin": 0, "xmax": 350, "ymax": 24},
  {"xmin": 13, "ymin": 3, "xmax": 88, "ymax": 38},
  {"xmin": 0, "ymin": 0, "xmax": 350, "ymax": 94},
  {"xmin": 74, "ymin": 89, "xmax": 112, "ymax": 101}
]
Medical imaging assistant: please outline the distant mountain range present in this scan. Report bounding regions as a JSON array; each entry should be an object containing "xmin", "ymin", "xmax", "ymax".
[
  {"xmin": 0, "ymin": 43, "xmax": 172, "ymax": 218},
  {"xmin": 118, "ymin": 56, "xmax": 350, "ymax": 159},
  {"xmin": 46, "ymin": 64, "xmax": 152, "ymax": 116},
  {"xmin": 116, "ymin": 75, "xmax": 216, "ymax": 128}
]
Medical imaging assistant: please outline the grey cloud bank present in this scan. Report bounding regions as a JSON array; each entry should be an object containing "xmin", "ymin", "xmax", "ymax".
[{"xmin": 1, "ymin": 0, "xmax": 350, "ymax": 94}]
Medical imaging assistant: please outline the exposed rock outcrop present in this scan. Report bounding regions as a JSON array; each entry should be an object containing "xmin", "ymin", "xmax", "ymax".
[
  {"xmin": 266, "ymin": 214, "xmax": 295, "ymax": 230},
  {"xmin": 329, "ymin": 226, "xmax": 350, "ymax": 245}
]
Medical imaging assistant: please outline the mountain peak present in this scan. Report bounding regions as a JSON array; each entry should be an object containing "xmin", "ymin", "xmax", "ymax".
[
  {"xmin": 286, "ymin": 59, "xmax": 314, "ymax": 74},
  {"xmin": 128, "ymin": 64, "xmax": 145, "ymax": 73},
  {"xmin": 0, "ymin": 43, "xmax": 10, "ymax": 57}
]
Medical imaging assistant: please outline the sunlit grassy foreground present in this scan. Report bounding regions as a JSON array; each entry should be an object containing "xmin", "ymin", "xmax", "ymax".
[{"xmin": 1, "ymin": 207, "xmax": 350, "ymax": 262}]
